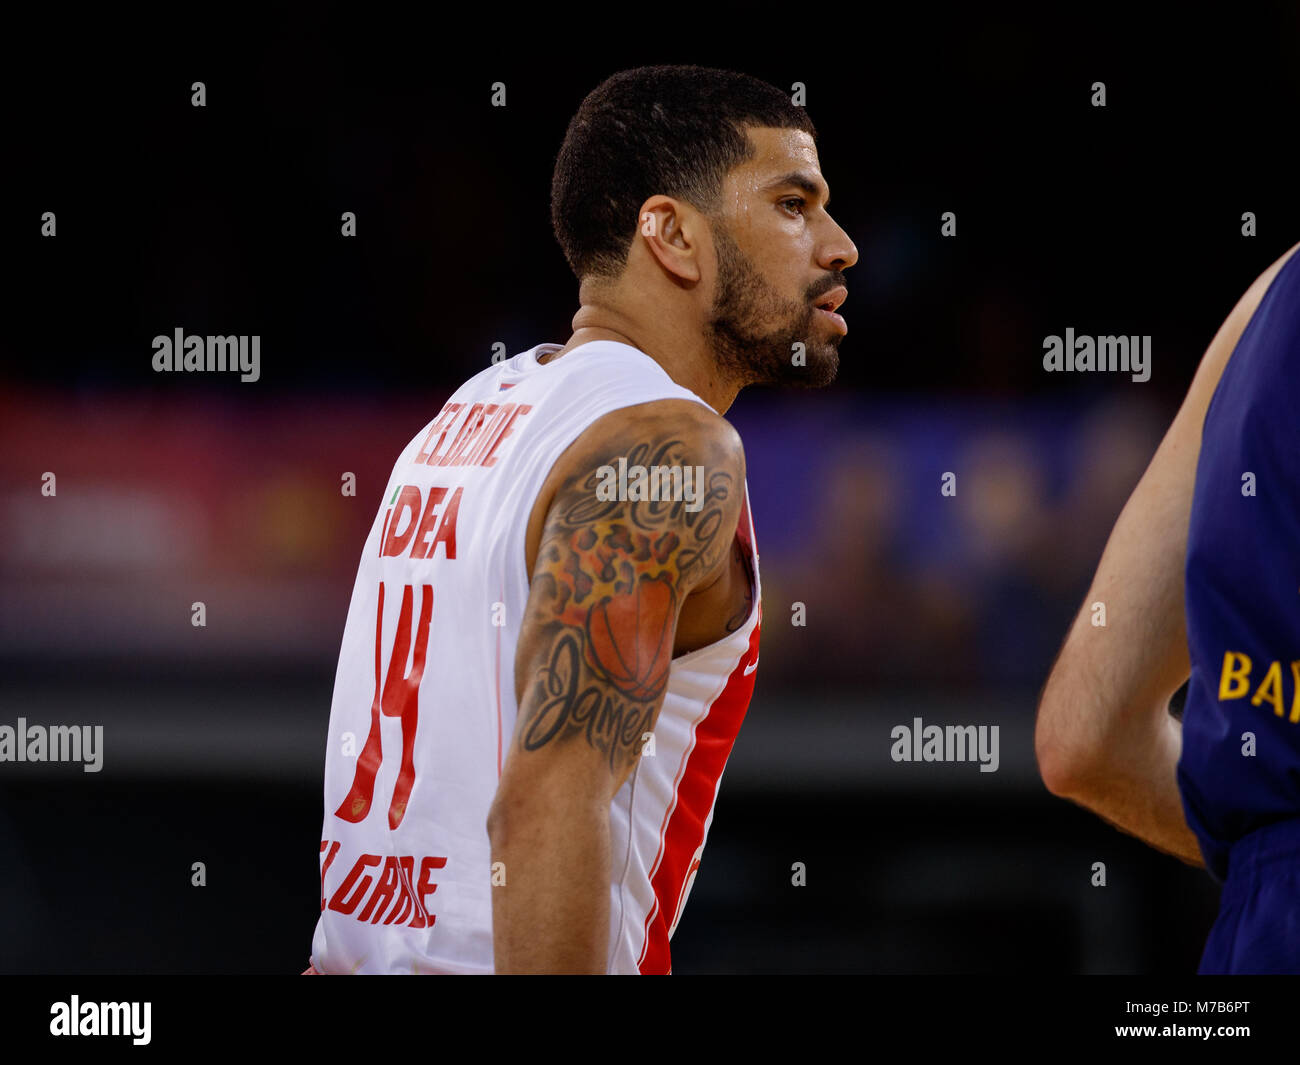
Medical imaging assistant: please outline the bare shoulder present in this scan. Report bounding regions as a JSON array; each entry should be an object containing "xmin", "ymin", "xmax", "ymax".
[
  {"xmin": 524, "ymin": 397, "xmax": 746, "ymax": 582},
  {"xmin": 552, "ymin": 399, "xmax": 744, "ymax": 482},
  {"xmin": 545, "ymin": 400, "xmax": 743, "ymax": 577}
]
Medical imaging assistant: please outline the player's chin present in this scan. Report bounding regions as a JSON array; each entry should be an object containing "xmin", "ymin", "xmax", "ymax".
[{"xmin": 779, "ymin": 346, "xmax": 839, "ymax": 389}]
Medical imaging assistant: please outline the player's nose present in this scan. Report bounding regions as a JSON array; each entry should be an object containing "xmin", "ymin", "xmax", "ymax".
[{"xmin": 821, "ymin": 218, "xmax": 858, "ymax": 272}]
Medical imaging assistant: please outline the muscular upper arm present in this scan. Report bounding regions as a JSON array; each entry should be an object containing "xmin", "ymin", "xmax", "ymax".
[
  {"xmin": 493, "ymin": 399, "xmax": 746, "ymax": 814},
  {"xmin": 1036, "ymin": 241, "xmax": 1300, "ymax": 785}
]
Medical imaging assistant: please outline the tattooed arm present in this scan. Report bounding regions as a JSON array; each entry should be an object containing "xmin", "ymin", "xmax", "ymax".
[{"xmin": 486, "ymin": 399, "xmax": 745, "ymax": 974}]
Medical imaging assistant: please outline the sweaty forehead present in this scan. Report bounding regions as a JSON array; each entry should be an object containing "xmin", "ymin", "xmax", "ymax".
[{"xmin": 727, "ymin": 126, "xmax": 821, "ymax": 194}]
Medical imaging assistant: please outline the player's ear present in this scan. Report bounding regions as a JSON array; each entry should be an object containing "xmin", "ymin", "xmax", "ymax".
[{"xmin": 636, "ymin": 196, "xmax": 703, "ymax": 284}]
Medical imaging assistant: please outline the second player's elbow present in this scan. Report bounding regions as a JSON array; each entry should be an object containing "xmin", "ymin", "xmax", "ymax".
[
  {"xmin": 1034, "ymin": 679, "xmax": 1096, "ymax": 799},
  {"xmin": 1035, "ymin": 733, "xmax": 1088, "ymax": 799}
]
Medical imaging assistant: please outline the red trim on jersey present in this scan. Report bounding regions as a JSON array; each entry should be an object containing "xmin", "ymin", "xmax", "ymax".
[
  {"xmin": 636, "ymin": 619, "xmax": 760, "ymax": 974},
  {"xmin": 496, "ymin": 579, "xmax": 504, "ymax": 778},
  {"xmin": 637, "ymin": 492, "xmax": 760, "ymax": 975}
]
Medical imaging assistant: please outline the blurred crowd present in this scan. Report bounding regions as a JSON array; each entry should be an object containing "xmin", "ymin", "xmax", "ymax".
[
  {"xmin": 744, "ymin": 394, "xmax": 1168, "ymax": 692},
  {"xmin": 1, "ymin": 389, "xmax": 1169, "ymax": 695}
]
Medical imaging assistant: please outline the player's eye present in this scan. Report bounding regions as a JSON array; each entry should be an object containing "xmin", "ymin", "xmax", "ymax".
[{"xmin": 780, "ymin": 197, "xmax": 806, "ymax": 216}]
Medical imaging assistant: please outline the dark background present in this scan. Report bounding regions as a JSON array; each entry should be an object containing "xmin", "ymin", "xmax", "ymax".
[{"xmin": 2, "ymin": 6, "xmax": 1297, "ymax": 973}]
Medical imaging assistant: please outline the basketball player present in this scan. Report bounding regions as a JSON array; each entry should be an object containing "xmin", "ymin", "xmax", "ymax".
[
  {"xmin": 305, "ymin": 65, "xmax": 857, "ymax": 974},
  {"xmin": 1035, "ymin": 240, "xmax": 1300, "ymax": 973}
]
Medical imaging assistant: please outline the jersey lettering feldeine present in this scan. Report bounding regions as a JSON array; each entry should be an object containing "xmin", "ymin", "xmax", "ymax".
[
  {"xmin": 1179, "ymin": 250, "xmax": 1300, "ymax": 882},
  {"xmin": 310, "ymin": 340, "xmax": 762, "ymax": 973}
]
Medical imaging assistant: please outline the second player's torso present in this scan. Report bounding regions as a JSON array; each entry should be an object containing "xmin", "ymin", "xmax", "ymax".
[{"xmin": 1179, "ymin": 249, "xmax": 1300, "ymax": 880}]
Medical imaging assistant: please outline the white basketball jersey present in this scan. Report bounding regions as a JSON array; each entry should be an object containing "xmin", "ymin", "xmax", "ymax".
[{"xmin": 309, "ymin": 340, "xmax": 762, "ymax": 974}]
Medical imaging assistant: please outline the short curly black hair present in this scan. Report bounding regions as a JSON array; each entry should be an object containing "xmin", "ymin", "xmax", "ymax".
[{"xmin": 551, "ymin": 65, "xmax": 817, "ymax": 282}]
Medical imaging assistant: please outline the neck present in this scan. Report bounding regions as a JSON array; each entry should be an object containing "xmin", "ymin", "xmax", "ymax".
[{"xmin": 540, "ymin": 285, "xmax": 742, "ymax": 415}]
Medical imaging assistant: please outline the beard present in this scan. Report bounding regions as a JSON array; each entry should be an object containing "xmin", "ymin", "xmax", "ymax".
[{"xmin": 704, "ymin": 223, "xmax": 843, "ymax": 389}]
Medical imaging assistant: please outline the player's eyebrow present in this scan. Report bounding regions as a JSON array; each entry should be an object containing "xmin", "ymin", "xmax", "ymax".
[{"xmin": 762, "ymin": 171, "xmax": 830, "ymax": 209}]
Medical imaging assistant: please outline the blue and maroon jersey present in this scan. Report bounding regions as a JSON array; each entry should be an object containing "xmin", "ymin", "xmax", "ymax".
[{"xmin": 1178, "ymin": 248, "xmax": 1300, "ymax": 881}]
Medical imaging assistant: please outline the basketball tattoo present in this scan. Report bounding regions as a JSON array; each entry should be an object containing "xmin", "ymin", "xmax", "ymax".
[{"xmin": 515, "ymin": 431, "xmax": 740, "ymax": 774}]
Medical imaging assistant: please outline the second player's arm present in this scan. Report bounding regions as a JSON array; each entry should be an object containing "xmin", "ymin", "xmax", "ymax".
[
  {"xmin": 1034, "ymin": 243, "xmax": 1299, "ymax": 866},
  {"xmin": 486, "ymin": 400, "xmax": 745, "ymax": 973}
]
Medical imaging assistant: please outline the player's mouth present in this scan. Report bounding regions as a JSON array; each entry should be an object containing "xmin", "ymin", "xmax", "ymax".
[{"xmin": 812, "ymin": 286, "xmax": 848, "ymax": 334}]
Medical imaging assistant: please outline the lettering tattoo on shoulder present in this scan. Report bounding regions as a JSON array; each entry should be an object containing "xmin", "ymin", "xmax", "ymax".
[{"xmin": 517, "ymin": 434, "xmax": 738, "ymax": 772}]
